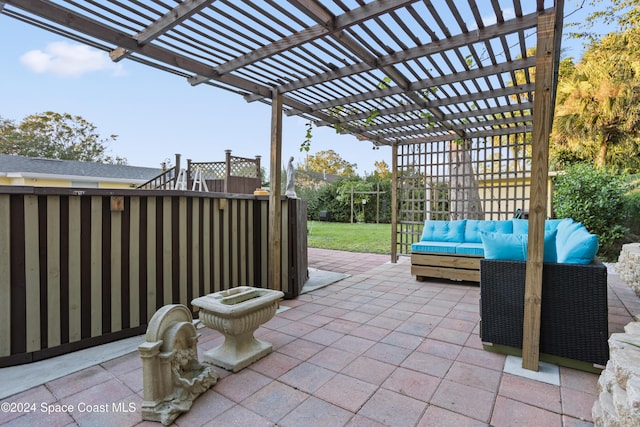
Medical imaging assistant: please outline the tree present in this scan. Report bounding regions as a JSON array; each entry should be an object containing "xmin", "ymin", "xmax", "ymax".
[
  {"xmin": 373, "ymin": 160, "xmax": 391, "ymax": 179},
  {"xmin": 448, "ymin": 139, "xmax": 484, "ymax": 220},
  {"xmin": 0, "ymin": 111, "xmax": 126, "ymax": 164},
  {"xmin": 304, "ymin": 149, "xmax": 356, "ymax": 176},
  {"xmin": 551, "ymin": 28, "xmax": 640, "ymax": 170},
  {"xmin": 572, "ymin": 0, "xmax": 640, "ymax": 42}
]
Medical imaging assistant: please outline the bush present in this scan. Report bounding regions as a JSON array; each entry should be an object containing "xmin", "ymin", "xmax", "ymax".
[
  {"xmin": 623, "ymin": 178, "xmax": 640, "ymax": 237},
  {"xmin": 553, "ymin": 163, "xmax": 630, "ymax": 261}
]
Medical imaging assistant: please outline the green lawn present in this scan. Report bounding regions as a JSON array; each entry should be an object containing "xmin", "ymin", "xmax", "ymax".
[{"xmin": 307, "ymin": 221, "xmax": 392, "ymax": 254}]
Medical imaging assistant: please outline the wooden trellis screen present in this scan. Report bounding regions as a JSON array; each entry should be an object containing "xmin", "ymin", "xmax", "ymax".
[{"xmin": 396, "ymin": 133, "xmax": 532, "ymax": 255}]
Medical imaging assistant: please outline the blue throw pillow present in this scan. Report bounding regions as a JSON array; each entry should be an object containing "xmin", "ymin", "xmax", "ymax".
[
  {"xmin": 557, "ymin": 227, "xmax": 599, "ymax": 264},
  {"xmin": 480, "ymin": 232, "xmax": 527, "ymax": 261},
  {"xmin": 480, "ymin": 230, "xmax": 557, "ymax": 262},
  {"xmin": 545, "ymin": 219, "xmax": 564, "ymax": 232},
  {"xmin": 512, "ymin": 219, "xmax": 528, "ymax": 235},
  {"xmin": 421, "ymin": 220, "xmax": 466, "ymax": 242},
  {"xmin": 465, "ymin": 220, "xmax": 514, "ymax": 243},
  {"xmin": 556, "ymin": 218, "xmax": 582, "ymax": 243}
]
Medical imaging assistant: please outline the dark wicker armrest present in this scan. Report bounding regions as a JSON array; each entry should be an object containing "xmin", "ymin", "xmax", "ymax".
[{"xmin": 480, "ymin": 259, "xmax": 609, "ymax": 366}]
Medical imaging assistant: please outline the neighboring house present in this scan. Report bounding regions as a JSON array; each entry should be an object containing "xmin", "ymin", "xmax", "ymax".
[{"xmin": 0, "ymin": 154, "xmax": 162, "ymax": 189}]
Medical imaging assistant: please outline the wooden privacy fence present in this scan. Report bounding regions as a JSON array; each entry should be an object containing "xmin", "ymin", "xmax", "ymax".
[{"xmin": 0, "ymin": 187, "xmax": 307, "ymax": 367}]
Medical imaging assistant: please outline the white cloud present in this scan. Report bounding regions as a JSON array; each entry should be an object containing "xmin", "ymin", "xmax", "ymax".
[{"xmin": 20, "ymin": 41, "xmax": 125, "ymax": 77}]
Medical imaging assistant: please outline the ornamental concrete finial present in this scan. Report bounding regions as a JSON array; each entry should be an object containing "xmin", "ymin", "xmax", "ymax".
[{"xmin": 139, "ymin": 304, "xmax": 219, "ymax": 425}]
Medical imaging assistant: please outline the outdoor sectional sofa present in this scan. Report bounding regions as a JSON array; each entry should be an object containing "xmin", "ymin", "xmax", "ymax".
[
  {"xmin": 411, "ymin": 217, "xmax": 609, "ymax": 370},
  {"xmin": 410, "ymin": 218, "xmax": 599, "ymax": 282}
]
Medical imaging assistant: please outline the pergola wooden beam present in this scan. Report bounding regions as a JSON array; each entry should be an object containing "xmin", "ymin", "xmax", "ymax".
[
  {"xmin": 313, "ymin": 84, "xmax": 534, "ymax": 126},
  {"xmin": 308, "ymin": 56, "xmax": 537, "ymax": 111},
  {"xmin": 188, "ymin": 0, "xmax": 417, "ymax": 85},
  {"xmin": 277, "ymin": 12, "xmax": 539, "ymax": 94},
  {"xmin": 522, "ymin": 3, "xmax": 563, "ymax": 371},
  {"xmin": 110, "ymin": 0, "xmax": 213, "ymax": 62}
]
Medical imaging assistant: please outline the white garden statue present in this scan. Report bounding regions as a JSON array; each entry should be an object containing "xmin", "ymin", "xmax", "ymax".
[{"xmin": 285, "ymin": 156, "xmax": 297, "ymax": 198}]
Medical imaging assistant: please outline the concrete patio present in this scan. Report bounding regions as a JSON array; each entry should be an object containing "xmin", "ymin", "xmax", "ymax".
[{"xmin": 1, "ymin": 248, "xmax": 638, "ymax": 427}]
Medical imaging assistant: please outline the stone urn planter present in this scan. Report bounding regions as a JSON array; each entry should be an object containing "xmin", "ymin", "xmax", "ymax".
[{"xmin": 192, "ymin": 286, "xmax": 284, "ymax": 372}]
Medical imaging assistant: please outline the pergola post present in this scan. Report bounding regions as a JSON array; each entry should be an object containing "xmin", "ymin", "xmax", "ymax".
[
  {"xmin": 268, "ymin": 89, "xmax": 283, "ymax": 291},
  {"xmin": 391, "ymin": 141, "xmax": 398, "ymax": 263},
  {"xmin": 522, "ymin": 6, "xmax": 563, "ymax": 371}
]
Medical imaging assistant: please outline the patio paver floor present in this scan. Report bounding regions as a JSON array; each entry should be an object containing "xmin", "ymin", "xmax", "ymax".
[{"xmin": 1, "ymin": 248, "xmax": 637, "ymax": 426}]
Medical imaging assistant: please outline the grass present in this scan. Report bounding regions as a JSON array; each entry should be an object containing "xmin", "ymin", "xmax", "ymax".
[{"xmin": 307, "ymin": 220, "xmax": 392, "ymax": 254}]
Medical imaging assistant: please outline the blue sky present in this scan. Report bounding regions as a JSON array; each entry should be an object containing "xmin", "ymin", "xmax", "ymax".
[{"xmin": 0, "ymin": 1, "xmax": 611, "ymax": 175}]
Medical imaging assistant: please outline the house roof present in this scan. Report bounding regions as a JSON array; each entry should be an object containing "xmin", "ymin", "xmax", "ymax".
[
  {"xmin": 0, "ymin": 154, "xmax": 162, "ymax": 182},
  {"xmin": 1, "ymin": 1, "xmax": 564, "ymax": 147}
]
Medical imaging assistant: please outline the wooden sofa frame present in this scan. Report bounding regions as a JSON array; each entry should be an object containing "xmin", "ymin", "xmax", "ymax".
[{"xmin": 411, "ymin": 252, "xmax": 482, "ymax": 282}]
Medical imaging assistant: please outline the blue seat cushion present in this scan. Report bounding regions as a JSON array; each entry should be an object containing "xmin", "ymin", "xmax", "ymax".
[
  {"xmin": 412, "ymin": 241, "xmax": 460, "ymax": 254},
  {"xmin": 420, "ymin": 220, "xmax": 466, "ymax": 242},
  {"xmin": 455, "ymin": 242, "xmax": 484, "ymax": 256},
  {"xmin": 464, "ymin": 220, "xmax": 513, "ymax": 243}
]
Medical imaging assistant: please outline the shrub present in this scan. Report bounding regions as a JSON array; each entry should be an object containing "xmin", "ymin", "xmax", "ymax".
[
  {"xmin": 623, "ymin": 176, "xmax": 640, "ymax": 237},
  {"xmin": 553, "ymin": 163, "xmax": 629, "ymax": 261}
]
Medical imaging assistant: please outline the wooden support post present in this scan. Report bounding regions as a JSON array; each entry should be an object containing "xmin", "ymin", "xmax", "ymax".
[
  {"xmin": 522, "ymin": 7, "xmax": 563, "ymax": 371},
  {"xmin": 391, "ymin": 141, "xmax": 398, "ymax": 263},
  {"xmin": 268, "ymin": 90, "xmax": 283, "ymax": 291},
  {"xmin": 224, "ymin": 149, "xmax": 232, "ymax": 193}
]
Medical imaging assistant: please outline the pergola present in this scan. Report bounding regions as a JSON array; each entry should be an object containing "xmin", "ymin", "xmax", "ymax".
[{"xmin": 1, "ymin": 0, "xmax": 564, "ymax": 371}]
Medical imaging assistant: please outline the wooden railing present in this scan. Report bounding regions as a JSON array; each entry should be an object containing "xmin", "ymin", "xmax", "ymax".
[
  {"xmin": 139, "ymin": 151, "xmax": 262, "ymax": 194},
  {"xmin": 137, "ymin": 166, "xmax": 178, "ymax": 190},
  {"xmin": 0, "ymin": 186, "xmax": 306, "ymax": 367}
]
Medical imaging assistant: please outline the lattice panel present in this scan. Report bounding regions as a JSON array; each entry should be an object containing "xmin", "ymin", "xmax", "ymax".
[
  {"xmin": 396, "ymin": 133, "xmax": 532, "ymax": 255},
  {"xmin": 191, "ymin": 162, "xmax": 226, "ymax": 179},
  {"xmin": 229, "ymin": 157, "xmax": 259, "ymax": 178}
]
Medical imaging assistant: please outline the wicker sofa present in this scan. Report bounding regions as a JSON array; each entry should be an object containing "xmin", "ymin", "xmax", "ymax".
[
  {"xmin": 411, "ymin": 218, "xmax": 598, "ymax": 282},
  {"xmin": 479, "ymin": 258, "xmax": 609, "ymax": 371},
  {"xmin": 412, "ymin": 217, "xmax": 609, "ymax": 370}
]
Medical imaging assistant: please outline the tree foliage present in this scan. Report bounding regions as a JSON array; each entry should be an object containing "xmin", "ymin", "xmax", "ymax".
[
  {"xmin": 304, "ymin": 149, "xmax": 356, "ymax": 177},
  {"xmin": 570, "ymin": 0, "xmax": 640, "ymax": 42},
  {"xmin": 0, "ymin": 111, "xmax": 126, "ymax": 164},
  {"xmin": 373, "ymin": 160, "xmax": 391, "ymax": 179},
  {"xmin": 551, "ymin": 27, "xmax": 640, "ymax": 171}
]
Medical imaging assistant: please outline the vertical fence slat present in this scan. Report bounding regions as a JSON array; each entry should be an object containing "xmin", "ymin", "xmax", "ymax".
[
  {"xmin": 25, "ymin": 195, "xmax": 41, "ymax": 352},
  {"xmin": 178, "ymin": 196, "xmax": 188, "ymax": 304},
  {"xmin": 190, "ymin": 197, "xmax": 199, "ymax": 301},
  {"xmin": 231, "ymin": 199, "xmax": 239, "ymax": 286},
  {"xmin": 111, "ymin": 206, "xmax": 122, "ymax": 333},
  {"xmin": 47, "ymin": 196, "xmax": 61, "ymax": 348},
  {"xmin": 90, "ymin": 197, "xmax": 102, "ymax": 338},
  {"xmin": 68, "ymin": 197, "xmax": 81, "ymax": 343},
  {"xmin": 162, "ymin": 196, "xmax": 172, "ymax": 305},
  {"xmin": 212, "ymin": 199, "xmax": 221, "ymax": 293},
  {"xmin": 222, "ymin": 199, "xmax": 230, "ymax": 288},
  {"xmin": 202, "ymin": 199, "xmax": 211, "ymax": 295},
  {"xmin": 146, "ymin": 197, "xmax": 157, "ymax": 322},
  {"xmin": 129, "ymin": 197, "xmax": 140, "ymax": 327},
  {"xmin": 0, "ymin": 195, "xmax": 11, "ymax": 357}
]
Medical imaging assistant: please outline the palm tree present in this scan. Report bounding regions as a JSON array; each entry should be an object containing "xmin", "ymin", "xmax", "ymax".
[{"xmin": 552, "ymin": 28, "xmax": 640, "ymax": 168}]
